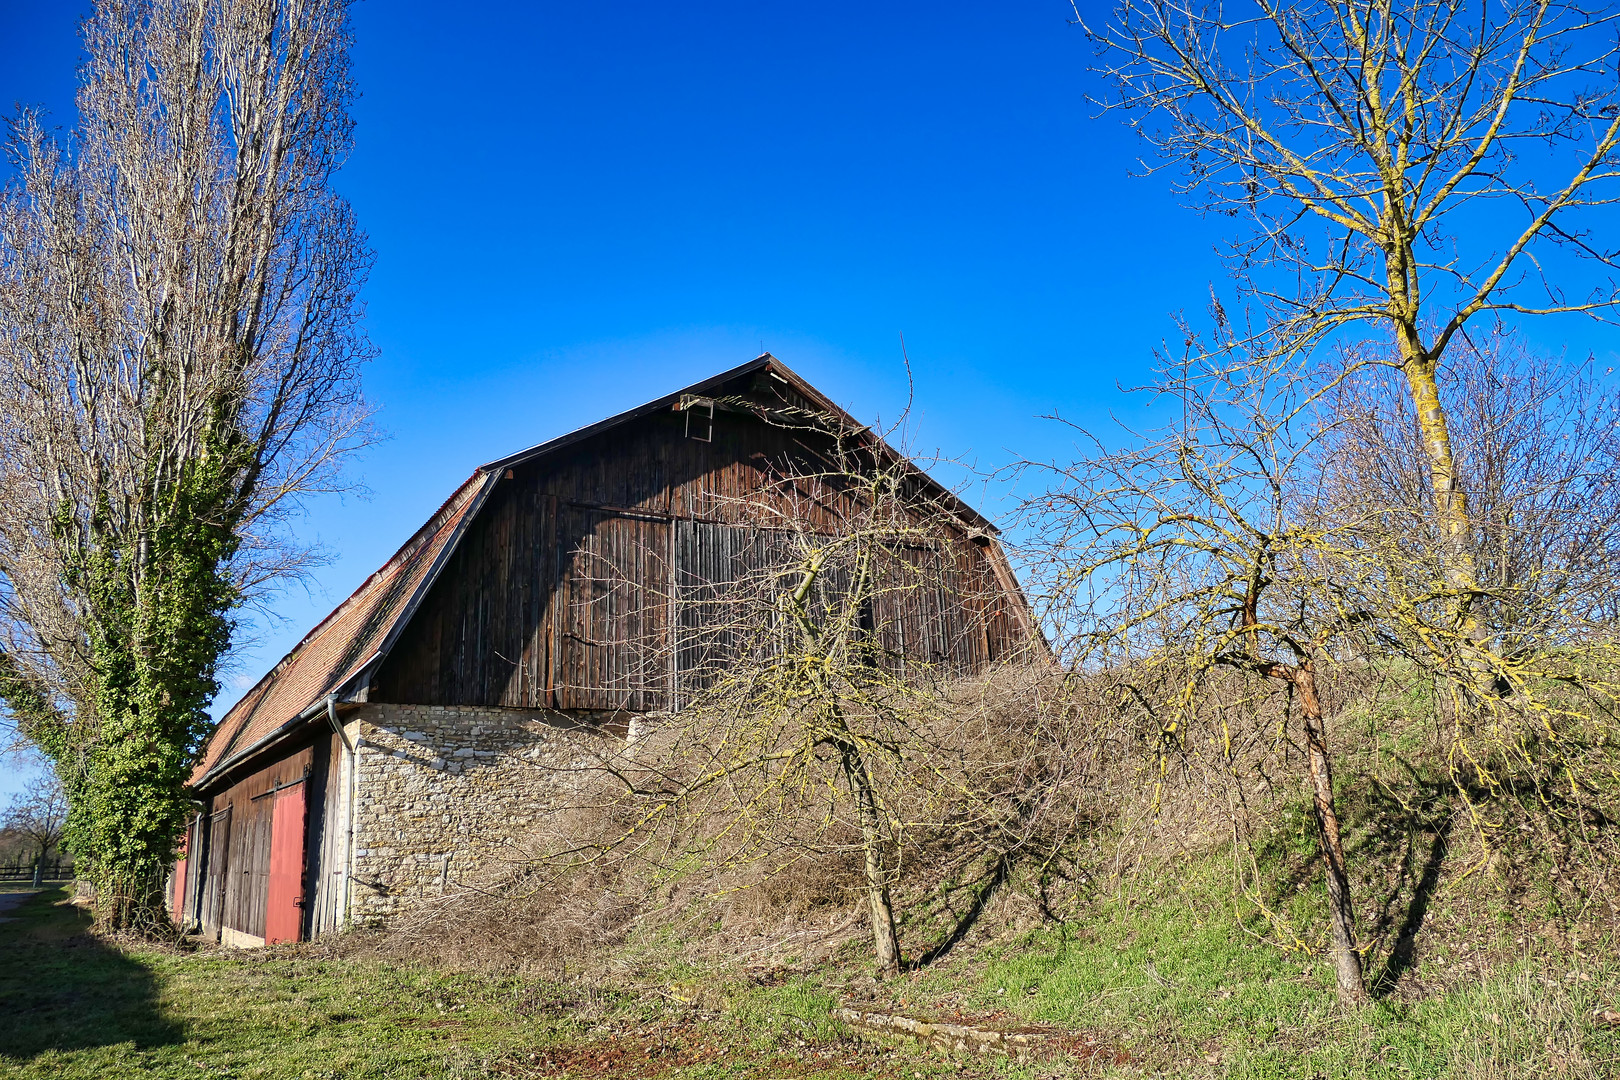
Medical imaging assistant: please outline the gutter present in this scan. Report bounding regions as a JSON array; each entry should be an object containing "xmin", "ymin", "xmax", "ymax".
[
  {"xmin": 192, "ymin": 691, "xmax": 352, "ymax": 794},
  {"xmin": 195, "ymin": 638, "xmax": 399, "ymax": 790},
  {"xmin": 324, "ymin": 695, "xmax": 354, "ymax": 753}
]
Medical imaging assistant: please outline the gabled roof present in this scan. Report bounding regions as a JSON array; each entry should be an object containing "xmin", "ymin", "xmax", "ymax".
[
  {"xmin": 190, "ymin": 473, "xmax": 494, "ymax": 788},
  {"xmin": 481, "ymin": 354, "xmax": 996, "ymax": 533},
  {"xmin": 192, "ymin": 355, "xmax": 994, "ymax": 791}
]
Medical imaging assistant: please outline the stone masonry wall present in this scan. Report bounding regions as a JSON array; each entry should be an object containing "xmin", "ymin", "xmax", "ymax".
[{"xmin": 348, "ymin": 704, "xmax": 610, "ymax": 923}]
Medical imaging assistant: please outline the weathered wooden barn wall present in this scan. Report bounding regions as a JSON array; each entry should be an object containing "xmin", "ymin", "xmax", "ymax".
[
  {"xmin": 183, "ymin": 357, "xmax": 1039, "ymax": 944},
  {"xmin": 305, "ymin": 727, "xmax": 353, "ymax": 938},
  {"xmin": 195, "ymin": 743, "xmax": 318, "ymax": 946},
  {"xmin": 373, "ymin": 396, "xmax": 1025, "ymax": 713}
]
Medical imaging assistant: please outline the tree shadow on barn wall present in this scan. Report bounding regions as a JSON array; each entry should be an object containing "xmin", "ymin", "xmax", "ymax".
[{"xmin": 0, "ymin": 888, "xmax": 182, "ymax": 1059}]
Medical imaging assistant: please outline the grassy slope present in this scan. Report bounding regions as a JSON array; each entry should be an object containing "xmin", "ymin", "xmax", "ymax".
[
  {"xmin": 870, "ymin": 665, "xmax": 1620, "ymax": 1080},
  {"xmin": 875, "ymin": 835, "xmax": 1620, "ymax": 1080},
  {"xmin": 938, "ymin": 885, "xmax": 1614, "ymax": 1077},
  {"xmin": 3, "ymin": 855, "xmax": 1617, "ymax": 1079}
]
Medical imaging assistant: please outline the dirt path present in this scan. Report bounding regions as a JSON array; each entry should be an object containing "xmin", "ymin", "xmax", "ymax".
[{"xmin": 0, "ymin": 891, "xmax": 39, "ymax": 922}]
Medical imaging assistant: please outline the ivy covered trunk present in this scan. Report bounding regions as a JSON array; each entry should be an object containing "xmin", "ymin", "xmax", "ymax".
[
  {"xmin": 0, "ymin": 0, "xmax": 370, "ymax": 932},
  {"xmin": 67, "ymin": 451, "xmax": 242, "ymax": 928}
]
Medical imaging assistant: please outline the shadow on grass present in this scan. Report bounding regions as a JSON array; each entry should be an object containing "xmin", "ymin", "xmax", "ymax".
[
  {"xmin": 1249, "ymin": 764, "xmax": 1456, "ymax": 999},
  {"xmin": 0, "ymin": 887, "xmax": 182, "ymax": 1059},
  {"xmin": 910, "ymin": 854, "xmax": 1010, "ymax": 970},
  {"xmin": 1370, "ymin": 812, "xmax": 1452, "ymax": 996}
]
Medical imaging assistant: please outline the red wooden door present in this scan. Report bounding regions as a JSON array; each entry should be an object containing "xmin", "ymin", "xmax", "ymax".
[
  {"xmin": 265, "ymin": 782, "xmax": 307, "ymax": 945},
  {"xmin": 171, "ymin": 826, "xmax": 189, "ymax": 924}
]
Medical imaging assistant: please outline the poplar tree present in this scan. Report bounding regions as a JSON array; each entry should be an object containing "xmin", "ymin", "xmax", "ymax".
[{"xmin": 0, "ymin": 0, "xmax": 372, "ymax": 927}]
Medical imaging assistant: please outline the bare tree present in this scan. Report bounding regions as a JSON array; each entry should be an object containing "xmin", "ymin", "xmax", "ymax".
[
  {"xmin": 1317, "ymin": 334, "xmax": 1620, "ymax": 643},
  {"xmin": 1017, "ymin": 345, "xmax": 1379, "ymax": 1002},
  {"xmin": 519, "ymin": 429, "xmax": 1062, "ymax": 979},
  {"xmin": 1079, "ymin": 0, "xmax": 1620, "ymax": 687},
  {"xmin": 0, "ymin": 0, "xmax": 372, "ymax": 926},
  {"xmin": 1306, "ymin": 336, "xmax": 1620, "ymax": 842},
  {"xmin": 1018, "ymin": 319, "xmax": 1620, "ymax": 1003},
  {"xmin": 4, "ymin": 770, "xmax": 68, "ymax": 886}
]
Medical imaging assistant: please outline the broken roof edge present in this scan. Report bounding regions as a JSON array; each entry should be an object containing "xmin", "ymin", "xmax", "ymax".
[{"xmin": 480, "ymin": 353, "xmax": 999, "ymax": 535}]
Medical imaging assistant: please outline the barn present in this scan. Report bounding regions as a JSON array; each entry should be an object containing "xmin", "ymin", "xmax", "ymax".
[{"xmin": 171, "ymin": 355, "xmax": 1037, "ymax": 946}]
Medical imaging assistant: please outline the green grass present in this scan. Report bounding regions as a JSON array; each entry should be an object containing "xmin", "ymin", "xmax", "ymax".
[
  {"xmin": 0, "ymin": 889, "xmax": 535, "ymax": 1079},
  {"xmin": 0, "ymin": 889, "xmax": 989, "ymax": 1080},
  {"xmin": 897, "ymin": 851, "xmax": 1620, "ymax": 1079},
  {"xmin": 0, "ymin": 882, "xmax": 66, "ymax": 894},
  {"xmin": 4, "ymin": 865, "xmax": 1617, "ymax": 1079}
]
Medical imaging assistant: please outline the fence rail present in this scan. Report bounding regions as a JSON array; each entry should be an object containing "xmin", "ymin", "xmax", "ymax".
[{"xmin": 0, "ymin": 860, "xmax": 74, "ymax": 883}]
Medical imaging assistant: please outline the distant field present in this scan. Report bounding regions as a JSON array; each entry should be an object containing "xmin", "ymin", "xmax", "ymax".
[{"xmin": 0, "ymin": 881, "xmax": 72, "ymax": 895}]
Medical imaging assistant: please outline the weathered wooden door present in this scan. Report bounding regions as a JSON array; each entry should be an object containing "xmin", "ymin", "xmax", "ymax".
[
  {"xmin": 202, "ymin": 806, "xmax": 232, "ymax": 936},
  {"xmin": 553, "ymin": 508, "xmax": 671, "ymax": 711},
  {"xmin": 672, "ymin": 519, "xmax": 764, "ymax": 704},
  {"xmin": 265, "ymin": 781, "xmax": 307, "ymax": 945}
]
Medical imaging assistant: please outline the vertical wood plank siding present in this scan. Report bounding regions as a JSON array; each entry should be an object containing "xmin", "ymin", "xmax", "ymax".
[
  {"xmin": 304, "ymin": 731, "xmax": 347, "ymax": 938},
  {"xmin": 198, "ymin": 745, "xmax": 315, "ymax": 942},
  {"xmin": 202, "ymin": 807, "xmax": 231, "ymax": 931},
  {"xmin": 375, "ymin": 393, "xmax": 1027, "ymax": 710}
]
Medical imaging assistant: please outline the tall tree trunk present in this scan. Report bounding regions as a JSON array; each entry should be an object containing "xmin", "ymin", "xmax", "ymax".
[
  {"xmin": 1401, "ymin": 351, "xmax": 1477, "ymax": 584},
  {"xmin": 843, "ymin": 744, "xmax": 901, "ymax": 978},
  {"xmin": 1394, "ymin": 303, "xmax": 1494, "ymax": 696},
  {"xmin": 1295, "ymin": 665, "xmax": 1368, "ymax": 1004}
]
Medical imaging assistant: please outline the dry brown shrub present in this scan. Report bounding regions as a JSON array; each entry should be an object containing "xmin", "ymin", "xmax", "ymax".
[
  {"xmin": 366, "ymin": 651, "xmax": 1617, "ymax": 987},
  {"xmin": 366, "ymin": 661, "xmax": 1117, "ymax": 977}
]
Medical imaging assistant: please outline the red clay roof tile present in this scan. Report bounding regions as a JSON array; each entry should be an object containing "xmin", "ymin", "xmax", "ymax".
[{"xmin": 190, "ymin": 472, "xmax": 488, "ymax": 787}]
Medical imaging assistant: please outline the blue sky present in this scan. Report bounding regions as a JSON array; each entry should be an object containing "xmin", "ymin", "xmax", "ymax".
[{"xmin": 1, "ymin": 1, "xmax": 1615, "ymax": 798}]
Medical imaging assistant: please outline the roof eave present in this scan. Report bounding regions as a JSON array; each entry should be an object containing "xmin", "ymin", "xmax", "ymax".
[
  {"xmin": 192, "ymin": 472, "xmax": 501, "ymax": 791},
  {"xmin": 191, "ymin": 695, "xmax": 347, "ymax": 795}
]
